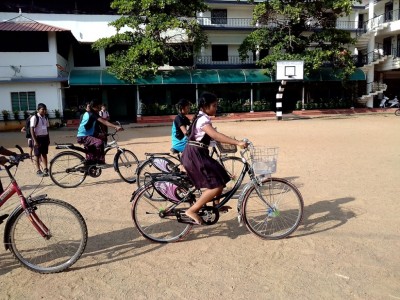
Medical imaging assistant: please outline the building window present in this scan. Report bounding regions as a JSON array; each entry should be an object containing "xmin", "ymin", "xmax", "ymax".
[
  {"xmin": 211, "ymin": 9, "xmax": 227, "ymax": 25},
  {"xmin": 73, "ymin": 43, "xmax": 100, "ymax": 67},
  {"xmin": 212, "ymin": 45, "xmax": 228, "ymax": 61},
  {"xmin": 0, "ymin": 32, "xmax": 48, "ymax": 52},
  {"xmin": 11, "ymin": 91, "xmax": 36, "ymax": 111}
]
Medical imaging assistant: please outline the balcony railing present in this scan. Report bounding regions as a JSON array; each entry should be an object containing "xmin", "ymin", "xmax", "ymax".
[
  {"xmin": 196, "ymin": 17, "xmax": 359, "ymax": 30},
  {"xmin": 196, "ymin": 55, "xmax": 255, "ymax": 65},
  {"xmin": 358, "ymin": 9, "xmax": 400, "ymax": 36}
]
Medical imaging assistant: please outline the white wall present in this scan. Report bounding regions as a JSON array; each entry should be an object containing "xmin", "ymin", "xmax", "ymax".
[{"xmin": 0, "ymin": 82, "xmax": 62, "ymax": 117}]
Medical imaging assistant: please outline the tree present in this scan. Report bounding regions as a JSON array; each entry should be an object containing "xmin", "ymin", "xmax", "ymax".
[
  {"xmin": 239, "ymin": 0, "xmax": 359, "ymax": 80},
  {"xmin": 93, "ymin": 0, "xmax": 209, "ymax": 83}
]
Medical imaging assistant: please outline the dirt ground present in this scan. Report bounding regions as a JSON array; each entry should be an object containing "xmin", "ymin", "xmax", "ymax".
[{"xmin": 0, "ymin": 113, "xmax": 399, "ymax": 300}]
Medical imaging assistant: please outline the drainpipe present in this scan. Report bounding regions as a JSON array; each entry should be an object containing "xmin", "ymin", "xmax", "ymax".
[
  {"xmin": 136, "ymin": 85, "xmax": 141, "ymax": 116},
  {"xmin": 250, "ymin": 85, "xmax": 254, "ymax": 113}
]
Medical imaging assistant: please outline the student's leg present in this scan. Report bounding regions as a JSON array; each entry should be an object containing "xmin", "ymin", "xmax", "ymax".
[{"xmin": 185, "ymin": 187, "xmax": 223, "ymax": 224}]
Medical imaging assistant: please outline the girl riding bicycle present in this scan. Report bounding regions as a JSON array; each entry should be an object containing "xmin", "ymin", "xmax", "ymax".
[
  {"xmin": 181, "ymin": 92, "xmax": 247, "ymax": 225},
  {"xmin": 171, "ymin": 99, "xmax": 191, "ymax": 153},
  {"xmin": 77, "ymin": 100, "xmax": 123, "ymax": 164}
]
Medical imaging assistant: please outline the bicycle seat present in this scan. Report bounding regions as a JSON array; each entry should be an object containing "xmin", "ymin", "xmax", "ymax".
[{"xmin": 170, "ymin": 148, "xmax": 181, "ymax": 155}]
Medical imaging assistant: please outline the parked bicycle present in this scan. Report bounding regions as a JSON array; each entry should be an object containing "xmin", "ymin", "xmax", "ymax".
[
  {"xmin": 131, "ymin": 139, "xmax": 304, "ymax": 242},
  {"xmin": 49, "ymin": 123, "xmax": 139, "ymax": 188},
  {"xmin": 136, "ymin": 140, "xmax": 245, "ymax": 199},
  {"xmin": 0, "ymin": 146, "xmax": 87, "ymax": 273}
]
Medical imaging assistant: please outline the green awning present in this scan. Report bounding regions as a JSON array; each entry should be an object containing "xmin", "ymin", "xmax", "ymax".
[
  {"xmin": 69, "ymin": 68, "xmax": 364, "ymax": 85},
  {"xmin": 69, "ymin": 69, "xmax": 130, "ymax": 85},
  {"xmin": 305, "ymin": 68, "xmax": 365, "ymax": 81}
]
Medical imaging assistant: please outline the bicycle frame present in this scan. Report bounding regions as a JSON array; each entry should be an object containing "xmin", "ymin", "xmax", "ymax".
[
  {"xmin": 0, "ymin": 160, "xmax": 50, "ymax": 250},
  {"xmin": 133, "ymin": 146, "xmax": 274, "ymax": 217}
]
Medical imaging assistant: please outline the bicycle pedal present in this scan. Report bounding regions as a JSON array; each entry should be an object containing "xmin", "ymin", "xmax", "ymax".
[{"xmin": 0, "ymin": 214, "xmax": 9, "ymax": 224}]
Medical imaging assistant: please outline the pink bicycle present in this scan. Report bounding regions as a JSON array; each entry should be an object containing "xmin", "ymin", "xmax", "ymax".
[{"xmin": 0, "ymin": 146, "xmax": 87, "ymax": 273}]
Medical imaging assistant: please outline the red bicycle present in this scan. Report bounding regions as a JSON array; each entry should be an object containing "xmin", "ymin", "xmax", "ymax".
[{"xmin": 0, "ymin": 146, "xmax": 87, "ymax": 273}]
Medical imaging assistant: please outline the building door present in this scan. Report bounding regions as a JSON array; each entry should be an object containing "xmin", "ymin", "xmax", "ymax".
[
  {"xmin": 385, "ymin": 2, "xmax": 393, "ymax": 22},
  {"xmin": 383, "ymin": 37, "xmax": 392, "ymax": 56},
  {"xmin": 358, "ymin": 13, "xmax": 364, "ymax": 29},
  {"xmin": 397, "ymin": 35, "xmax": 400, "ymax": 57}
]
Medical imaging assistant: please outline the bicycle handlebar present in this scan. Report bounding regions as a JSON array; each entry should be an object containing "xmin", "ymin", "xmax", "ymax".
[{"xmin": 7, "ymin": 145, "xmax": 30, "ymax": 165}]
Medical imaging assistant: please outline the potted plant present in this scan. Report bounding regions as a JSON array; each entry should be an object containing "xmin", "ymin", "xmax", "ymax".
[
  {"xmin": 23, "ymin": 110, "xmax": 30, "ymax": 119},
  {"xmin": 2, "ymin": 110, "xmax": 10, "ymax": 121},
  {"xmin": 55, "ymin": 109, "xmax": 61, "ymax": 118},
  {"xmin": 13, "ymin": 110, "xmax": 20, "ymax": 120}
]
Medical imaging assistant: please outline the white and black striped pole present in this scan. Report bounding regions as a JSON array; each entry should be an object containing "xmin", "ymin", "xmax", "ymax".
[{"xmin": 276, "ymin": 80, "xmax": 286, "ymax": 120}]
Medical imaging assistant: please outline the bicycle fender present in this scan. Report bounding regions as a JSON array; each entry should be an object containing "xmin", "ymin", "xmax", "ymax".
[
  {"xmin": 236, "ymin": 181, "xmax": 254, "ymax": 213},
  {"xmin": 3, "ymin": 195, "xmax": 47, "ymax": 250},
  {"xmin": 113, "ymin": 149, "xmax": 125, "ymax": 171},
  {"xmin": 3, "ymin": 205, "xmax": 23, "ymax": 250},
  {"xmin": 130, "ymin": 185, "xmax": 148, "ymax": 202}
]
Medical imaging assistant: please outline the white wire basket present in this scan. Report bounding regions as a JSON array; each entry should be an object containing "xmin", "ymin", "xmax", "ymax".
[{"xmin": 249, "ymin": 147, "xmax": 279, "ymax": 175}]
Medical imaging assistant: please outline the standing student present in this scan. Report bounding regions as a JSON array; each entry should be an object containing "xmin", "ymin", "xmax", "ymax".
[
  {"xmin": 181, "ymin": 92, "xmax": 247, "ymax": 225},
  {"xmin": 30, "ymin": 103, "xmax": 50, "ymax": 177},
  {"xmin": 171, "ymin": 99, "xmax": 191, "ymax": 152},
  {"xmin": 99, "ymin": 104, "xmax": 110, "ymax": 136}
]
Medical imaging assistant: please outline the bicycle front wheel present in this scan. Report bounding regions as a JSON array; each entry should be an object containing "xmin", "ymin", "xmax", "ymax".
[
  {"xmin": 132, "ymin": 185, "xmax": 192, "ymax": 243},
  {"xmin": 220, "ymin": 156, "xmax": 246, "ymax": 194},
  {"xmin": 7, "ymin": 198, "xmax": 88, "ymax": 273},
  {"xmin": 242, "ymin": 177, "xmax": 303, "ymax": 240},
  {"xmin": 114, "ymin": 149, "xmax": 139, "ymax": 183},
  {"xmin": 49, "ymin": 151, "xmax": 87, "ymax": 188},
  {"xmin": 395, "ymin": 109, "xmax": 400, "ymax": 116}
]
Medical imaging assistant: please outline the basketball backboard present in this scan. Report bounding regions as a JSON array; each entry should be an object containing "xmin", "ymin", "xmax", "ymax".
[{"xmin": 276, "ymin": 60, "xmax": 304, "ymax": 80}]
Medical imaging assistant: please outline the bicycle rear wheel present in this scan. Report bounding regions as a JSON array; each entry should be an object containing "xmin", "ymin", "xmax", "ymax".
[
  {"xmin": 114, "ymin": 149, "xmax": 139, "ymax": 183},
  {"xmin": 136, "ymin": 157, "xmax": 178, "ymax": 198},
  {"xmin": 49, "ymin": 151, "xmax": 87, "ymax": 188},
  {"xmin": 132, "ymin": 185, "xmax": 192, "ymax": 243},
  {"xmin": 7, "ymin": 198, "xmax": 88, "ymax": 273},
  {"xmin": 242, "ymin": 177, "xmax": 303, "ymax": 240},
  {"xmin": 395, "ymin": 109, "xmax": 400, "ymax": 116}
]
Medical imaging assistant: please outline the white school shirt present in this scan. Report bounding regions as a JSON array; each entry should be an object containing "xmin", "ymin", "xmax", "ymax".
[
  {"xmin": 193, "ymin": 111, "xmax": 212, "ymax": 142},
  {"xmin": 99, "ymin": 110, "xmax": 109, "ymax": 119},
  {"xmin": 30, "ymin": 113, "xmax": 49, "ymax": 136}
]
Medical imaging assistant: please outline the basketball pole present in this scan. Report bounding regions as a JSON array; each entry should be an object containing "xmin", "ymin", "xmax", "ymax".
[{"xmin": 276, "ymin": 80, "xmax": 285, "ymax": 120}]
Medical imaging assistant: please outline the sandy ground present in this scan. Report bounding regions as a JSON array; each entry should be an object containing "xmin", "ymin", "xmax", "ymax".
[{"xmin": 0, "ymin": 113, "xmax": 399, "ymax": 300}]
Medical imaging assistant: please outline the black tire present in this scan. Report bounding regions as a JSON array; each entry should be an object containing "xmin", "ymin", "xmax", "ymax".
[
  {"xmin": 49, "ymin": 151, "xmax": 87, "ymax": 188},
  {"xmin": 7, "ymin": 198, "xmax": 88, "ymax": 273},
  {"xmin": 395, "ymin": 109, "xmax": 400, "ymax": 116},
  {"xmin": 242, "ymin": 177, "xmax": 304, "ymax": 240},
  {"xmin": 114, "ymin": 149, "xmax": 139, "ymax": 183},
  {"xmin": 220, "ymin": 156, "xmax": 246, "ymax": 194},
  {"xmin": 132, "ymin": 185, "xmax": 192, "ymax": 243}
]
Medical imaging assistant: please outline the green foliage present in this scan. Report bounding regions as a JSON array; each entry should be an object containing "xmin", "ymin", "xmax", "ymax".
[
  {"xmin": 93, "ymin": 0, "xmax": 209, "ymax": 83},
  {"xmin": 240, "ymin": 0, "xmax": 360, "ymax": 80}
]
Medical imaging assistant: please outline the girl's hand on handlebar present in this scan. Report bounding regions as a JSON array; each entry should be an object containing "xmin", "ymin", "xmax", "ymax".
[
  {"xmin": 115, "ymin": 126, "xmax": 124, "ymax": 132},
  {"xmin": 237, "ymin": 140, "xmax": 248, "ymax": 149}
]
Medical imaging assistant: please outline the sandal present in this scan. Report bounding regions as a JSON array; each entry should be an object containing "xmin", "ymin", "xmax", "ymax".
[{"xmin": 183, "ymin": 212, "xmax": 204, "ymax": 226}]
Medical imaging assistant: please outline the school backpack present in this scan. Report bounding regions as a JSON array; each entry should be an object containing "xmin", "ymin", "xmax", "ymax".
[{"xmin": 25, "ymin": 115, "xmax": 39, "ymax": 139}]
